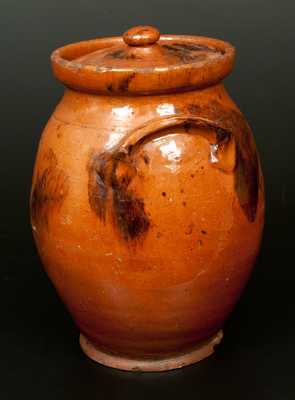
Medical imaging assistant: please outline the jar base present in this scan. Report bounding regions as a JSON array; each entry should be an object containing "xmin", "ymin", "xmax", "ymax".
[{"xmin": 79, "ymin": 330, "xmax": 223, "ymax": 372}]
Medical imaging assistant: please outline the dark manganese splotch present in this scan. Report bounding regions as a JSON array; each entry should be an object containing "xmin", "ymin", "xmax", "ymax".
[
  {"xmin": 106, "ymin": 73, "xmax": 136, "ymax": 93},
  {"xmin": 87, "ymin": 153, "xmax": 111, "ymax": 222},
  {"xmin": 31, "ymin": 149, "xmax": 69, "ymax": 230},
  {"xmin": 111, "ymin": 159, "xmax": 150, "ymax": 241},
  {"xmin": 162, "ymin": 42, "xmax": 218, "ymax": 63},
  {"xmin": 187, "ymin": 101, "xmax": 259, "ymax": 222},
  {"xmin": 107, "ymin": 49, "xmax": 126, "ymax": 59},
  {"xmin": 87, "ymin": 150, "xmax": 150, "ymax": 242},
  {"xmin": 105, "ymin": 50, "xmax": 139, "ymax": 61},
  {"xmin": 142, "ymin": 152, "xmax": 150, "ymax": 165},
  {"xmin": 234, "ymin": 144, "xmax": 259, "ymax": 222},
  {"xmin": 118, "ymin": 72, "xmax": 136, "ymax": 92}
]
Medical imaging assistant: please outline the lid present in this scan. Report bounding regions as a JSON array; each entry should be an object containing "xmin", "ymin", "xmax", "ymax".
[{"xmin": 51, "ymin": 25, "xmax": 235, "ymax": 95}]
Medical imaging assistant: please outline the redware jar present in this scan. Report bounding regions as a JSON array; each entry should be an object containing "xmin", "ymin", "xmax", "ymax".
[{"xmin": 30, "ymin": 25, "xmax": 264, "ymax": 371}]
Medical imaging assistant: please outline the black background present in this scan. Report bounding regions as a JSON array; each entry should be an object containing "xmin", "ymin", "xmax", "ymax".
[{"xmin": 1, "ymin": 0, "xmax": 294, "ymax": 398}]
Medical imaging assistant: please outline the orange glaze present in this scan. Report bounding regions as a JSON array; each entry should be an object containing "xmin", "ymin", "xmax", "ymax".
[{"xmin": 30, "ymin": 26, "xmax": 264, "ymax": 371}]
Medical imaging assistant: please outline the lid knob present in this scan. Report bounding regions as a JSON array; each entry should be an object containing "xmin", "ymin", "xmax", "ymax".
[{"xmin": 123, "ymin": 25, "xmax": 160, "ymax": 46}]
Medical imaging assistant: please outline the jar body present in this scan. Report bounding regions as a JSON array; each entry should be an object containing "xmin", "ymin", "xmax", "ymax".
[{"xmin": 30, "ymin": 84, "xmax": 264, "ymax": 367}]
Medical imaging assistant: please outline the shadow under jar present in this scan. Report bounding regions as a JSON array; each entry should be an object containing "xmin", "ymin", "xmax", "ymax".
[{"xmin": 30, "ymin": 25, "xmax": 264, "ymax": 372}]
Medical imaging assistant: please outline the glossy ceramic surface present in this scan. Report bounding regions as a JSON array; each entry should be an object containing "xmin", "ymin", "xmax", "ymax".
[{"xmin": 30, "ymin": 26, "xmax": 264, "ymax": 371}]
